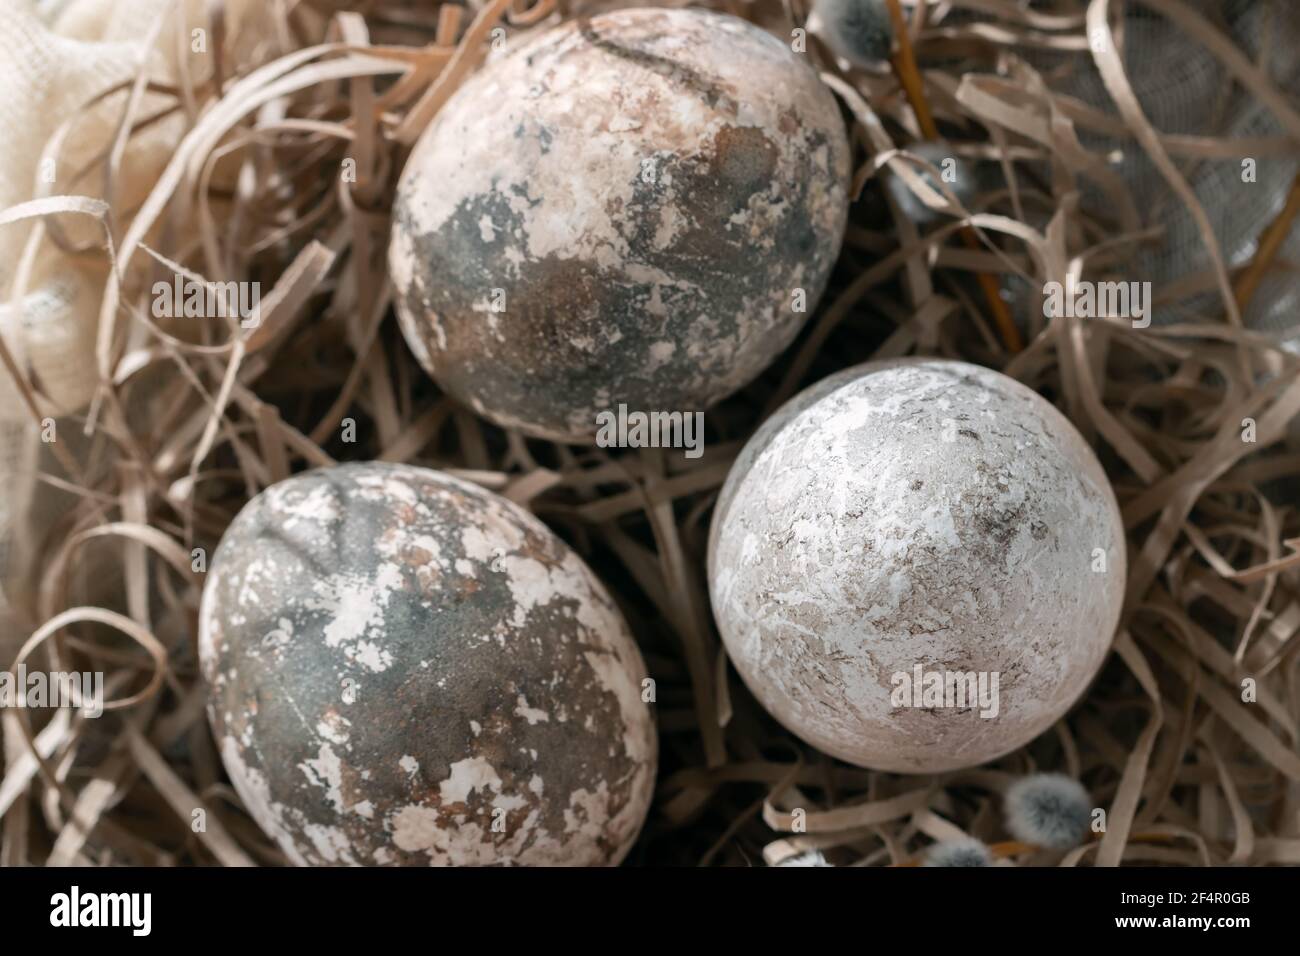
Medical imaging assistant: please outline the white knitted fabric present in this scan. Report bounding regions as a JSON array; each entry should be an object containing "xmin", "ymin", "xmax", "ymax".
[{"xmin": 0, "ymin": 0, "xmax": 268, "ymax": 634}]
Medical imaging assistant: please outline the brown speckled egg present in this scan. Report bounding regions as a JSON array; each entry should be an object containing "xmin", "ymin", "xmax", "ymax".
[
  {"xmin": 389, "ymin": 7, "xmax": 851, "ymax": 442},
  {"xmin": 199, "ymin": 462, "xmax": 656, "ymax": 865},
  {"xmin": 708, "ymin": 359, "xmax": 1126, "ymax": 773}
]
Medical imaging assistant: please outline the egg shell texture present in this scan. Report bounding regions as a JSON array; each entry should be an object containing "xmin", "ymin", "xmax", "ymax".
[
  {"xmin": 200, "ymin": 462, "xmax": 656, "ymax": 865},
  {"xmin": 389, "ymin": 7, "xmax": 851, "ymax": 442},
  {"xmin": 708, "ymin": 359, "xmax": 1126, "ymax": 772}
]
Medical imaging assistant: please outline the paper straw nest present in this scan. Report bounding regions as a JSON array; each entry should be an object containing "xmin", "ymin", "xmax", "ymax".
[{"xmin": 2, "ymin": 0, "xmax": 1299, "ymax": 867}]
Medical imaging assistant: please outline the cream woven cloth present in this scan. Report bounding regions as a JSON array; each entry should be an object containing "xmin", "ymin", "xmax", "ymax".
[{"xmin": 0, "ymin": 0, "xmax": 267, "ymax": 645}]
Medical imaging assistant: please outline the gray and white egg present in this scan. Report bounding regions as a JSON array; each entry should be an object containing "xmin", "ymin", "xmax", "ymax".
[
  {"xmin": 199, "ymin": 461, "xmax": 657, "ymax": 865},
  {"xmin": 389, "ymin": 7, "xmax": 851, "ymax": 443},
  {"xmin": 708, "ymin": 359, "xmax": 1126, "ymax": 773}
]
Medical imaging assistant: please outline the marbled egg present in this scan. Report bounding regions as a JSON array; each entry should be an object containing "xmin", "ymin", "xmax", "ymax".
[
  {"xmin": 708, "ymin": 359, "xmax": 1126, "ymax": 772},
  {"xmin": 389, "ymin": 7, "xmax": 851, "ymax": 442},
  {"xmin": 199, "ymin": 462, "xmax": 656, "ymax": 865}
]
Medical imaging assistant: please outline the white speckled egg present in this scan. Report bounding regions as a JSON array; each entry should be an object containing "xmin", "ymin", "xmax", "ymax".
[
  {"xmin": 389, "ymin": 7, "xmax": 850, "ymax": 443},
  {"xmin": 200, "ymin": 462, "xmax": 656, "ymax": 865},
  {"xmin": 708, "ymin": 359, "xmax": 1126, "ymax": 772}
]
